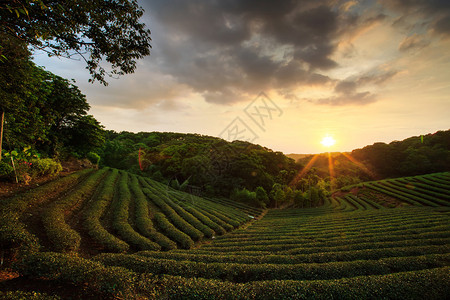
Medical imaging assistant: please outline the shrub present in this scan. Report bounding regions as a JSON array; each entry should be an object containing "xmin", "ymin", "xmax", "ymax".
[
  {"xmin": 13, "ymin": 252, "xmax": 136, "ymax": 298},
  {"xmin": 30, "ymin": 158, "xmax": 62, "ymax": 177},
  {"xmin": 0, "ymin": 211, "xmax": 40, "ymax": 258},
  {"xmin": 153, "ymin": 212, "xmax": 194, "ymax": 249},
  {"xmin": 0, "ymin": 290, "xmax": 61, "ymax": 299},
  {"xmin": 95, "ymin": 252, "xmax": 450, "ymax": 283},
  {"xmin": 42, "ymin": 169, "xmax": 106, "ymax": 252},
  {"xmin": 0, "ymin": 169, "xmax": 92, "ymax": 257},
  {"xmin": 179, "ymin": 203, "xmax": 227, "ymax": 236},
  {"xmin": 231, "ymin": 188, "xmax": 257, "ymax": 206},
  {"xmin": 83, "ymin": 168, "xmax": 130, "ymax": 253},
  {"xmin": 131, "ymin": 176, "xmax": 176, "ymax": 250},
  {"xmin": 86, "ymin": 152, "xmax": 101, "ymax": 165},
  {"xmin": 0, "ymin": 161, "xmax": 13, "ymax": 179},
  {"xmin": 194, "ymin": 207, "xmax": 234, "ymax": 231},
  {"xmin": 110, "ymin": 172, "xmax": 161, "ymax": 251},
  {"xmin": 142, "ymin": 186, "xmax": 204, "ymax": 241}
]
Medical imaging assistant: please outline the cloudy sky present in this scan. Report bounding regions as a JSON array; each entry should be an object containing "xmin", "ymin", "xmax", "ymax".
[{"xmin": 34, "ymin": 0, "xmax": 450, "ymax": 154}]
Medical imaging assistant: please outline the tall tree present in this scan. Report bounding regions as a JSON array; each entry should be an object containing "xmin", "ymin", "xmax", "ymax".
[
  {"xmin": 0, "ymin": 0, "xmax": 151, "ymax": 158},
  {"xmin": 1, "ymin": 0, "xmax": 152, "ymax": 84},
  {"xmin": 0, "ymin": 32, "xmax": 32, "ymax": 160}
]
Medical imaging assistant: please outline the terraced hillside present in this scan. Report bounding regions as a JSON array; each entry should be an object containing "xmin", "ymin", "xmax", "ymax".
[
  {"xmin": 0, "ymin": 170, "xmax": 449, "ymax": 299},
  {"xmin": 334, "ymin": 172, "xmax": 450, "ymax": 211},
  {"xmin": 0, "ymin": 168, "xmax": 260, "ymax": 257}
]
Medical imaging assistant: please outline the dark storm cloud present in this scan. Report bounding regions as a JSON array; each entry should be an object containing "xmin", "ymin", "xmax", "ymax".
[
  {"xmin": 434, "ymin": 15, "xmax": 450, "ymax": 34},
  {"xmin": 142, "ymin": 0, "xmax": 362, "ymax": 104},
  {"xmin": 380, "ymin": 0, "xmax": 450, "ymax": 36},
  {"xmin": 315, "ymin": 68, "xmax": 397, "ymax": 106},
  {"xmin": 137, "ymin": 0, "xmax": 433, "ymax": 106}
]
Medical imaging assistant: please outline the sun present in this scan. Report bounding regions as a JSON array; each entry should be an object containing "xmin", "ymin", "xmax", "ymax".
[{"xmin": 321, "ymin": 135, "xmax": 336, "ymax": 148}]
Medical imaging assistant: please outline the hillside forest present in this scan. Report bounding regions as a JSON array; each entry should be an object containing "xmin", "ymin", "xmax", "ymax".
[{"xmin": 1, "ymin": 46, "xmax": 449, "ymax": 208}]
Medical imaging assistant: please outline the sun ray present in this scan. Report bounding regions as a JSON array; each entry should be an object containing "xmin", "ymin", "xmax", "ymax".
[
  {"xmin": 289, "ymin": 154, "xmax": 319, "ymax": 187},
  {"xmin": 328, "ymin": 151, "xmax": 336, "ymax": 191},
  {"xmin": 341, "ymin": 152, "xmax": 378, "ymax": 179}
]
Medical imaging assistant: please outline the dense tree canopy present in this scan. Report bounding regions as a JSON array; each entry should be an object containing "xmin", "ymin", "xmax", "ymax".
[
  {"xmin": 100, "ymin": 131, "xmax": 302, "ymax": 201},
  {"xmin": 352, "ymin": 130, "xmax": 450, "ymax": 178},
  {"xmin": 1, "ymin": 0, "xmax": 152, "ymax": 84},
  {"xmin": 296, "ymin": 130, "xmax": 450, "ymax": 185},
  {"xmin": 0, "ymin": 50, "xmax": 104, "ymax": 158}
]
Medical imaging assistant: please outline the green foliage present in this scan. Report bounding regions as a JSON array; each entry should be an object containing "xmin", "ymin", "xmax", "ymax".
[
  {"xmin": 0, "ymin": 54, "xmax": 105, "ymax": 160},
  {"xmin": 153, "ymin": 212, "xmax": 194, "ymax": 249},
  {"xmin": 87, "ymin": 151, "xmax": 101, "ymax": 165},
  {"xmin": 0, "ymin": 169, "xmax": 92, "ymax": 256},
  {"xmin": 42, "ymin": 169, "xmax": 106, "ymax": 252},
  {"xmin": 1, "ymin": 148, "xmax": 52, "ymax": 182},
  {"xmin": 100, "ymin": 131, "xmax": 301, "ymax": 199},
  {"xmin": 1, "ymin": 0, "xmax": 152, "ymax": 85},
  {"xmin": 270, "ymin": 184, "xmax": 285, "ymax": 208},
  {"xmin": 130, "ymin": 175, "xmax": 175, "ymax": 250},
  {"xmin": 12, "ymin": 251, "xmax": 450, "ymax": 300},
  {"xmin": 60, "ymin": 115, "xmax": 105, "ymax": 157},
  {"xmin": 255, "ymin": 186, "xmax": 269, "ymax": 207},
  {"xmin": 0, "ymin": 211, "xmax": 40, "ymax": 257},
  {"xmin": 293, "ymin": 190, "xmax": 305, "ymax": 207},
  {"xmin": 142, "ymin": 186, "xmax": 204, "ymax": 242},
  {"xmin": 356, "ymin": 172, "xmax": 450, "ymax": 208},
  {"xmin": 29, "ymin": 158, "xmax": 62, "ymax": 176},
  {"xmin": 231, "ymin": 188, "xmax": 257, "ymax": 207},
  {"xmin": 0, "ymin": 32, "xmax": 31, "ymax": 115},
  {"xmin": 178, "ymin": 203, "xmax": 227, "ymax": 236},
  {"xmin": 82, "ymin": 168, "xmax": 130, "ymax": 253},
  {"xmin": 13, "ymin": 252, "xmax": 136, "ymax": 298},
  {"xmin": 95, "ymin": 252, "xmax": 449, "ymax": 282},
  {"xmin": 110, "ymin": 172, "xmax": 160, "ymax": 251},
  {"xmin": 0, "ymin": 290, "xmax": 61, "ymax": 300},
  {"xmin": 0, "ymin": 160, "xmax": 13, "ymax": 178},
  {"xmin": 352, "ymin": 130, "xmax": 450, "ymax": 178},
  {"xmin": 2, "ymin": 169, "xmax": 449, "ymax": 299}
]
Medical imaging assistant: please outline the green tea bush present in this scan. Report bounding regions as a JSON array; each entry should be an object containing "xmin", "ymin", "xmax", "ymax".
[
  {"xmin": 142, "ymin": 187, "xmax": 204, "ymax": 241},
  {"xmin": 30, "ymin": 158, "xmax": 62, "ymax": 177},
  {"xmin": 83, "ymin": 168, "xmax": 130, "ymax": 253},
  {"xmin": 0, "ymin": 291, "xmax": 61, "ymax": 300},
  {"xmin": 153, "ymin": 212, "xmax": 194, "ymax": 249},
  {"xmin": 164, "ymin": 197, "xmax": 215, "ymax": 238},
  {"xmin": 204, "ymin": 208, "xmax": 241, "ymax": 228},
  {"xmin": 94, "ymin": 252, "xmax": 449, "ymax": 282},
  {"xmin": 194, "ymin": 207, "xmax": 234, "ymax": 231},
  {"xmin": 129, "ymin": 175, "xmax": 175, "ymax": 250},
  {"xmin": 13, "ymin": 252, "xmax": 136, "ymax": 298},
  {"xmin": 42, "ymin": 169, "xmax": 106, "ymax": 252},
  {"xmin": 179, "ymin": 203, "xmax": 226, "ymax": 235},
  {"xmin": 111, "ymin": 172, "xmax": 160, "ymax": 251},
  {"xmin": 12, "ymin": 252, "xmax": 450, "ymax": 299},
  {"xmin": 0, "ymin": 161, "xmax": 13, "ymax": 179},
  {"xmin": 0, "ymin": 169, "xmax": 92, "ymax": 256},
  {"xmin": 0, "ymin": 211, "xmax": 40, "ymax": 257},
  {"xmin": 86, "ymin": 151, "xmax": 101, "ymax": 165},
  {"xmin": 145, "ymin": 267, "xmax": 449, "ymax": 299}
]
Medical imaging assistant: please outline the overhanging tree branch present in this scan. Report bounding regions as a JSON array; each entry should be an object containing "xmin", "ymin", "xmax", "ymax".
[{"xmin": 1, "ymin": 0, "xmax": 152, "ymax": 85}]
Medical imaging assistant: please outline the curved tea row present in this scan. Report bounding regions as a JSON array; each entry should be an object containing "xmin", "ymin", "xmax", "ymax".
[{"xmin": 1, "ymin": 170, "xmax": 448, "ymax": 299}]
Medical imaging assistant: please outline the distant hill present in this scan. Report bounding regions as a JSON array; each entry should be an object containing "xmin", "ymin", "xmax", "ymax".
[
  {"xmin": 100, "ymin": 131, "xmax": 300, "ymax": 197},
  {"xmin": 292, "ymin": 130, "xmax": 450, "ymax": 182},
  {"xmin": 286, "ymin": 152, "xmax": 345, "ymax": 163},
  {"xmin": 285, "ymin": 153, "xmax": 309, "ymax": 162},
  {"xmin": 351, "ymin": 130, "xmax": 450, "ymax": 178}
]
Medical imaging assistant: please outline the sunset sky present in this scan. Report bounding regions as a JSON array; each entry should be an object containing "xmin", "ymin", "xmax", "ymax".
[{"xmin": 33, "ymin": 0, "xmax": 450, "ymax": 154}]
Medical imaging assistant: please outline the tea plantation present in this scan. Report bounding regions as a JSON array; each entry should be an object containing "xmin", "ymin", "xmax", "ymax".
[{"xmin": 0, "ymin": 169, "xmax": 449, "ymax": 299}]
